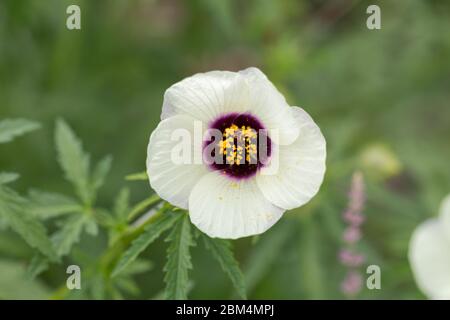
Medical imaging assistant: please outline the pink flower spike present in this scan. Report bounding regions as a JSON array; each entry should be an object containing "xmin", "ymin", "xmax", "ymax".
[
  {"xmin": 343, "ymin": 210, "xmax": 365, "ymax": 226},
  {"xmin": 343, "ymin": 226, "xmax": 362, "ymax": 244},
  {"xmin": 341, "ymin": 271, "xmax": 363, "ymax": 296},
  {"xmin": 339, "ymin": 249, "xmax": 365, "ymax": 267}
]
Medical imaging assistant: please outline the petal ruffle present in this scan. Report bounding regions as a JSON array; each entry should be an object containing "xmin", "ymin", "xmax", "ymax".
[
  {"xmin": 239, "ymin": 67, "xmax": 300, "ymax": 145},
  {"xmin": 163, "ymin": 68, "xmax": 301, "ymax": 145},
  {"xmin": 161, "ymin": 71, "xmax": 249, "ymax": 123},
  {"xmin": 256, "ymin": 107, "xmax": 326, "ymax": 210}
]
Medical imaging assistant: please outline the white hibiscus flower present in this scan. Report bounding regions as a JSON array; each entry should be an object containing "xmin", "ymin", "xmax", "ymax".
[
  {"xmin": 409, "ymin": 194, "xmax": 450, "ymax": 299},
  {"xmin": 146, "ymin": 67, "xmax": 326, "ymax": 239}
]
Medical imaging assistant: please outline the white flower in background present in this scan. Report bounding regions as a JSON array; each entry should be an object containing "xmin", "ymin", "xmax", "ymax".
[
  {"xmin": 146, "ymin": 67, "xmax": 326, "ymax": 239},
  {"xmin": 409, "ymin": 195, "xmax": 450, "ymax": 299}
]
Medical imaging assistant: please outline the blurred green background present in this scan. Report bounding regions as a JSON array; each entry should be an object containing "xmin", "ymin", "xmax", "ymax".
[{"xmin": 1, "ymin": 0, "xmax": 450, "ymax": 299}]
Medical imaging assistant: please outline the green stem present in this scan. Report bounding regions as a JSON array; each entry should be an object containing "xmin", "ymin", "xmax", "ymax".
[
  {"xmin": 127, "ymin": 194, "xmax": 161, "ymax": 222},
  {"xmin": 101, "ymin": 205, "xmax": 169, "ymax": 273},
  {"xmin": 50, "ymin": 198, "xmax": 170, "ymax": 300}
]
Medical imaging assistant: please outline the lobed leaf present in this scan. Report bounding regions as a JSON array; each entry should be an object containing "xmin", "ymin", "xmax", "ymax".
[
  {"xmin": 51, "ymin": 214, "xmax": 93, "ymax": 257},
  {"xmin": 28, "ymin": 189, "xmax": 82, "ymax": 219},
  {"xmin": 201, "ymin": 234, "xmax": 247, "ymax": 299},
  {"xmin": 112, "ymin": 212, "xmax": 180, "ymax": 277},
  {"xmin": 163, "ymin": 214, "xmax": 195, "ymax": 300},
  {"xmin": 90, "ymin": 155, "xmax": 112, "ymax": 200},
  {"xmin": 26, "ymin": 254, "xmax": 49, "ymax": 280},
  {"xmin": 0, "ymin": 186, "xmax": 57, "ymax": 260},
  {"xmin": 0, "ymin": 172, "xmax": 20, "ymax": 185},
  {"xmin": 113, "ymin": 187, "xmax": 130, "ymax": 219},
  {"xmin": 0, "ymin": 118, "xmax": 40, "ymax": 144},
  {"xmin": 54, "ymin": 119, "xmax": 91, "ymax": 204},
  {"xmin": 120, "ymin": 259, "xmax": 154, "ymax": 277},
  {"xmin": 115, "ymin": 277, "xmax": 140, "ymax": 296}
]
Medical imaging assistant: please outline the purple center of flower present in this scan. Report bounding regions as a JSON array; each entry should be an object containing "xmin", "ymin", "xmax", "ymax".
[{"xmin": 203, "ymin": 113, "xmax": 271, "ymax": 180}]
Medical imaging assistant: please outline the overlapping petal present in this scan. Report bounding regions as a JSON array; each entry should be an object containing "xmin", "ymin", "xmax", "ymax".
[
  {"xmin": 188, "ymin": 171, "xmax": 285, "ymax": 239},
  {"xmin": 146, "ymin": 114, "xmax": 208, "ymax": 209},
  {"xmin": 162, "ymin": 68, "xmax": 301, "ymax": 145},
  {"xmin": 256, "ymin": 107, "xmax": 326, "ymax": 210},
  {"xmin": 161, "ymin": 71, "xmax": 249, "ymax": 123},
  {"xmin": 239, "ymin": 68, "xmax": 300, "ymax": 145},
  {"xmin": 148, "ymin": 67, "xmax": 326, "ymax": 239}
]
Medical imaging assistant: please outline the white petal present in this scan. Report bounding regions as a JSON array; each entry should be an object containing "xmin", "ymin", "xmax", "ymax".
[
  {"xmin": 256, "ymin": 107, "xmax": 326, "ymax": 210},
  {"xmin": 439, "ymin": 194, "xmax": 450, "ymax": 241},
  {"xmin": 239, "ymin": 67, "xmax": 300, "ymax": 145},
  {"xmin": 147, "ymin": 115, "xmax": 208, "ymax": 209},
  {"xmin": 161, "ymin": 71, "xmax": 249, "ymax": 123},
  {"xmin": 409, "ymin": 219, "xmax": 450, "ymax": 299},
  {"xmin": 188, "ymin": 171, "xmax": 285, "ymax": 239}
]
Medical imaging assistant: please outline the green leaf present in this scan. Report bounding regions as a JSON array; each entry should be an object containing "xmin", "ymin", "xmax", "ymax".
[
  {"xmin": 55, "ymin": 119, "xmax": 90, "ymax": 204},
  {"xmin": 201, "ymin": 234, "xmax": 247, "ymax": 299},
  {"xmin": 84, "ymin": 216, "xmax": 98, "ymax": 237},
  {"xmin": 52, "ymin": 214, "xmax": 89, "ymax": 257},
  {"xmin": 113, "ymin": 260, "xmax": 153, "ymax": 297},
  {"xmin": 151, "ymin": 281, "xmax": 194, "ymax": 300},
  {"xmin": 104, "ymin": 188, "xmax": 130, "ymax": 244},
  {"xmin": 90, "ymin": 207, "xmax": 113, "ymax": 224},
  {"xmin": 115, "ymin": 277, "xmax": 140, "ymax": 296},
  {"xmin": 90, "ymin": 155, "xmax": 112, "ymax": 199},
  {"xmin": 112, "ymin": 212, "xmax": 180, "ymax": 277},
  {"xmin": 125, "ymin": 171, "xmax": 148, "ymax": 181},
  {"xmin": 0, "ymin": 172, "xmax": 19, "ymax": 185},
  {"xmin": 0, "ymin": 186, "xmax": 57, "ymax": 261},
  {"xmin": 0, "ymin": 118, "xmax": 40, "ymax": 144},
  {"xmin": 114, "ymin": 187, "xmax": 130, "ymax": 219},
  {"xmin": 119, "ymin": 259, "xmax": 153, "ymax": 276},
  {"xmin": 164, "ymin": 214, "xmax": 195, "ymax": 300},
  {"xmin": 84, "ymin": 216, "xmax": 98, "ymax": 236},
  {"xmin": 26, "ymin": 254, "xmax": 49, "ymax": 280},
  {"xmin": 28, "ymin": 189, "xmax": 82, "ymax": 219}
]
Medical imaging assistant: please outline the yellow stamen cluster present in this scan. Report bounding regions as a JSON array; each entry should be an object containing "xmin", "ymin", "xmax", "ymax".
[{"xmin": 218, "ymin": 124, "xmax": 258, "ymax": 165}]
